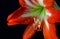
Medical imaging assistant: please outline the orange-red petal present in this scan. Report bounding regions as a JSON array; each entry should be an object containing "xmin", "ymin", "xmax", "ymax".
[
  {"xmin": 46, "ymin": 7, "xmax": 60, "ymax": 23},
  {"xmin": 19, "ymin": 0, "xmax": 27, "ymax": 7},
  {"xmin": 23, "ymin": 24, "xmax": 37, "ymax": 39},
  {"xmin": 43, "ymin": 0, "xmax": 54, "ymax": 7},
  {"xmin": 43, "ymin": 23, "xmax": 58, "ymax": 39},
  {"xmin": 7, "ymin": 17, "xmax": 34, "ymax": 26},
  {"xmin": 7, "ymin": 7, "xmax": 27, "ymax": 21},
  {"xmin": 56, "ymin": 10, "xmax": 60, "ymax": 22},
  {"xmin": 7, "ymin": 7, "xmax": 34, "ymax": 26}
]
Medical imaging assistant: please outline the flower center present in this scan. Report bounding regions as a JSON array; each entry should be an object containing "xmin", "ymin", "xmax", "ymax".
[
  {"xmin": 30, "ymin": 5, "xmax": 46, "ymax": 19},
  {"xmin": 30, "ymin": 5, "xmax": 51, "ymax": 31},
  {"xmin": 21, "ymin": 3, "xmax": 51, "ymax": 30}
]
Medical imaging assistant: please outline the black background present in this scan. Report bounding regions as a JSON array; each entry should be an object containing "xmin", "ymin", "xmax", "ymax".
[{"xmin": 0, "ymin": 0, "xmax": 60, "ymax": 39}]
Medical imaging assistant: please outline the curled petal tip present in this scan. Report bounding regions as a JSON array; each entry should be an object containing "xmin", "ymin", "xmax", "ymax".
[{"xmin": 7, "ymin": 7, "xmax": 29, "ymax": 26}]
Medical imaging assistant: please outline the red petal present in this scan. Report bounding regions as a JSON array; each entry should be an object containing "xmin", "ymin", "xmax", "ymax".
[
  {"xmin": 46, "ymin": 7, "xmax": 60, "ymax": 23},
  {"xmin": 43, "ymin": 0, "xmax": 54, "ymax": 7},
  {"xmin": 7, "ymin": 7, "xmax": 34, "ymax": 26},
  {"xmin": 7, "ymin": 17, "xmax": 34, "ymax": 26},
  {"xmin": 43, "ymin": 23, "xmax": 58, "ymax": 39},
  {"xmin": 56, "ymin": 10, "xmax": 60, "ymax": 22},
  {"xmin": 23, "ymin": 24, "xmax": 37, "ymax": 39},
  {"xmin": 7, "ymin": 7, "xmax": 27, "ymax": 21},
  {"xmin": 19, "ymin": 0, "xmax": 28, "ymax": 7}
]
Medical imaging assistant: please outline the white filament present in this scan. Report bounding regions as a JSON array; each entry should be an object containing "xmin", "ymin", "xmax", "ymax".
[
  {"xmin": 46, "ymin": 10, "xmax": 51, "ymax": 17},
  {"xmin": 25, "ymin": 0, "xmax": 34, "ymax": 7},
  {"xmin": 37, "ymin": 0, "xmax": 44, "ymax": 6},
  {"xmin": 21, "ymin": 13, "xmax": 31, "ymax": 17},
  {"xmin": 31, "ymin": 0, "xmax": 38, "ymax": 5},
  {"xmin": 44, "ymin": 19, "xmax": 49, "ymax": 30}
]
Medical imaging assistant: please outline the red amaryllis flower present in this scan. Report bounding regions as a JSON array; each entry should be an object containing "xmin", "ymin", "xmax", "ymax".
[{"xmin": 7, "ymin": 0, "xmax": 60, "ymax": 39}]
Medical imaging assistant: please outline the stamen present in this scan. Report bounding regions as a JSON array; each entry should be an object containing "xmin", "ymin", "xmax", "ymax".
[
  {"xmin": 33, "ymin": 18, "xmax": 39, "ymax": 27},
  {"xmin": 34, "ymin": 17, "xmax": 36, "ymax": 22},
  {"xmin": 38, "ymin": 22, "xmax": 41, "ymax": 26},
  {"xmin": 33, "ymin": 17, "xmax": 43, "ymax": 31}
]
